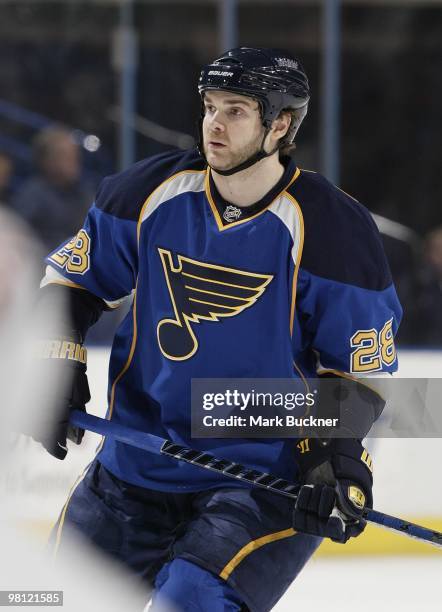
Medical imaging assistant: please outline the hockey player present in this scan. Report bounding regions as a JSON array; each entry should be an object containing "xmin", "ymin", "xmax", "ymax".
[{"xmin": 33, "ymin": 48, "xmax": 401, "ymax": 611}]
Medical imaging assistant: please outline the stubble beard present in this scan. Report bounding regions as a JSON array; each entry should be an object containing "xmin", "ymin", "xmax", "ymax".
[{"xmin": 204, "ymin": 131, "xmax": 265, "ymax": 172}]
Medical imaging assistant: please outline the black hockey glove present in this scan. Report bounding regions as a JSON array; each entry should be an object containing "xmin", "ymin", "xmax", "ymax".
[
  {"xmin": 293, "ymin": 438, "xmax": 373, "ymax": 543},
  {"xmin": 32, "ymin": 335, "xmax": 90, "ymax": 460}
]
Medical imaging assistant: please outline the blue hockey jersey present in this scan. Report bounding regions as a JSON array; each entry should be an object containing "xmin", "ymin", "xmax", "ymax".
[{"xmin": 44, "ymin": 149, "xmax": 402, "ymax": 491}]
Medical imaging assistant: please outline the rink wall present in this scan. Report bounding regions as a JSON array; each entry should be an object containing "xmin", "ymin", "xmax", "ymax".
[{"xmin": 10, "ymin": 348, "xmax": 442, "ymax": 557}]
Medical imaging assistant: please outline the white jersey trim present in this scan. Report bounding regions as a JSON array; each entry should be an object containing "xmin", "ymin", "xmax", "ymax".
[
  {"xmin": 139, "ymin": 170, "xmax": 206, "ymax": 226},
  {"xmin": 268, "ymin": 194, "xmax": 303, "ymax": 267}
]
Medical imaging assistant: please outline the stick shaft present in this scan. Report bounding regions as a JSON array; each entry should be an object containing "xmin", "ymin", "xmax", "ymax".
[{"xmin": 70, "ymin": 410, "xmax": 442, "ymax": 550}]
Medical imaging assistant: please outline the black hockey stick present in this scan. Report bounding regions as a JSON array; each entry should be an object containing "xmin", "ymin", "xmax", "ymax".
[{"xmin": 70, "ymin": 410, "xmax": 442, "ymax": 550}]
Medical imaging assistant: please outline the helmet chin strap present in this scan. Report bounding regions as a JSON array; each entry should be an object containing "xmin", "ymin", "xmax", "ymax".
[{"xmin": 201, "ymin": 127, "xmax": 280, "ymax": 177}]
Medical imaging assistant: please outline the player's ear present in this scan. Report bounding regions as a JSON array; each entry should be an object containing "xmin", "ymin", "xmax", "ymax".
[{"xmin": 271, "ymin": 111, "xmax": 292, "ymax": 142}]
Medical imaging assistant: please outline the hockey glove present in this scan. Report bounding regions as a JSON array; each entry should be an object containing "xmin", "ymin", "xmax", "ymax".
[
  {"xmin": 32, "ymin": 335, "xmax": 90, "ymax": 460},
  {"xmin": 293, "ymin": 438, "xmax": 373, "ymax": 543}
]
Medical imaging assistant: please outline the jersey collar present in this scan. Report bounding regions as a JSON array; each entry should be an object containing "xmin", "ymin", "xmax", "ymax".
[{"xmin": 206, "ymin": 156, "xmax": 298, "ymax": 231}]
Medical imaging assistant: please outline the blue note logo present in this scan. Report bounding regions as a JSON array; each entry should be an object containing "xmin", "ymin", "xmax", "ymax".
[{"xmin": 157, "ymin": 248, "xmax": 273, "ymax": 361}]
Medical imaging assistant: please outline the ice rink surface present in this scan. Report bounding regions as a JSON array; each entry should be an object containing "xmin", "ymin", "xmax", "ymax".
[{"xmin": 275, "ymin": 556, "xmax": 442, "ymax": 611}]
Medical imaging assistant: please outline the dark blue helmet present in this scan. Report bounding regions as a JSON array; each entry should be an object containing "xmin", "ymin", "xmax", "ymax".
[{"xmin": 198, "ymin": 46, "xmax": 310, "ymax": 145}]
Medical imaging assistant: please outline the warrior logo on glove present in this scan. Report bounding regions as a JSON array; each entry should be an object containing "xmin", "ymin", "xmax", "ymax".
[
  {"xmin": 348, "ymin": 485, "xmax": 366, "ymax": 510},
  {"xmin": 293, "ymin": 438, "xmax": 374, "ymax": 543}
]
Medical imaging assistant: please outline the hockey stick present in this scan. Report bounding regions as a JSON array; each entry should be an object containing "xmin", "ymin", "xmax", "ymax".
[{"xmin": 70, "ymin": 410, "xmax": 442, "ymax": 550}]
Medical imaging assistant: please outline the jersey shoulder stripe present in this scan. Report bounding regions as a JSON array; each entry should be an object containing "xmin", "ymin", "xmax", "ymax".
[
  {"xmin": 139, "ymin": 168, "xmax": 206, "ymax": 230},
  {"xmin": 267, "ymin": 191, "xmax": 304, "ymax": 269},
  {"xmin": 95, "ymin": 148, "xmax": 206, "ymax": 221},
  {"xmin": 288, "ymin": 169, "xmax": 392, "ymax": 291}
]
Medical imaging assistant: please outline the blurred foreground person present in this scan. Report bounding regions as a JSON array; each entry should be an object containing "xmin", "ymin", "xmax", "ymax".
[
  {"xmin": 31, "ymin": 48, "xmax": 401, "ymax": 611},
  {"xmin": 12, "ymin": 126, "xmax": 92, "ymax": 252},
  {"xmin": 0, "ymin": 206, "xmax": 46, "ymax": 448},
  {"xmin": 0, "ymin": 206, "xmax": 149, "ymax": 611}
]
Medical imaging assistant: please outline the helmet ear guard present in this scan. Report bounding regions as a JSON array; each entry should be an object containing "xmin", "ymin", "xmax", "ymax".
[
  {"xmin": 198, "ymin": 47, "xmax": 310, "ymax": 174},
  {"xmin": 279, "ymin": 104, "xmax": 309, "ymax": 148}
]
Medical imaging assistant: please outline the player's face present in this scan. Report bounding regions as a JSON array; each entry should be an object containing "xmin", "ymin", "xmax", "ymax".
[{"xmin": 202, "ymin": 91, "xmax": 265, "ymax": 172}]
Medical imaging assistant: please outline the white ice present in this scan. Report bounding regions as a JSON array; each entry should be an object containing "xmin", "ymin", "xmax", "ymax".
[{"xmin": 275, "ymin": 556, "xmax": 442, "ymax": 611}]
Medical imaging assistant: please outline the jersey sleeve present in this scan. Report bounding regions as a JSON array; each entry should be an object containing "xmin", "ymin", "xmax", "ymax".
[
  {"xmin": 291, "ymin": 173, "xmax": 402, "ymax": 436},
  {"xmin": 43, "ymin": 177, "xmax": 138, "ymax": 304},
  {"xmin": 296, "ymin": 269, "xmax": 401, "ymax": 377},
  {"xmin": 293, "ymin": 172, "xmax": 402, "ymax": 378}
]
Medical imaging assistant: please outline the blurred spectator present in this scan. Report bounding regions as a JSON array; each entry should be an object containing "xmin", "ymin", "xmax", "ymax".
[
  {"xmin": 11, "ymin": 126, "xmax": 93, "ymax": 252},
  {"xmin": 411, "ymin": 226, "xmax": 442, "ymax": 346},
  {"xmin": 0, "ymin": 152, "xmax": 14, "ymax": 204},
  {"xmin": 10, "ymin": 127, "xmax": 120, "ymax": 345}
]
